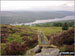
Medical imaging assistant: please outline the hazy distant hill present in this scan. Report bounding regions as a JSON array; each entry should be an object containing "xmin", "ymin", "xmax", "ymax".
[{"xmin": 1, "ymin": 11, "xmax": 74, "ymax": 24}]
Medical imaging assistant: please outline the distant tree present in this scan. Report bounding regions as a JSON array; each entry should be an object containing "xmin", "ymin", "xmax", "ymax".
[
  {"xmin": 35, "ymin": 23, "xmax": 52, "ymax": 27},
  {"xmin": 68, "ymin": 21, "xmax": 74, "ymax": 27},
  {"xmin": 62, "ymin": 23, "xmax": 69, "ymax": 30},
  {"xmin": 72, "ymin": 25, "xmax": 75, "ymax": 28},
  {"xmin": 53, "ymin": 22, "xmax": 63, "ymax": 27}
]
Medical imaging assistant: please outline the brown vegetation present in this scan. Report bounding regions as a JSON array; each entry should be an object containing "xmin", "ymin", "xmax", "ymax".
[
  {"xmin": 1, "ymin": 25, "xmax": 38, "ymax": 55},
  {"xmin": 48, "ymin": 28, "xmax": 74, "ymax": 51}
]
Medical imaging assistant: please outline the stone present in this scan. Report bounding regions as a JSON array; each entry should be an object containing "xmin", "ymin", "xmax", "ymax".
[{"xmin": 34, "ymin": 48, "xmax": 59, "ymax": 56}]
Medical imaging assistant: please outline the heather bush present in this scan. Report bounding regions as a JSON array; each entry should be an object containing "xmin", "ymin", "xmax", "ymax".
[
  {"xmin": 1, "ymin": 25, "xmax": 38, "ymax": 55},
  {"xmin": 60, "ymin": 44, "xmax": 74, "ymax": 52},
  {"xmin": 50, "ymin": 28, "xmax": 74, "ymax": 46},
  {"xmin": 50, "ymin": 28, "xmax": 74, "ymax": 51},
  {"xmin": 2, "ymin": 41, "xmax": 28, "ymax": 55},
  {"xmin": 7, "ymin": 34, "xmax": 24, "ymax": 43}
]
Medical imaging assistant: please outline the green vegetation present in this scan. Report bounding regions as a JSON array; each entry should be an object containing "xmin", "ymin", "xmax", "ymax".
[
  {"xmin": 7, "ymin": 33, "xmax": 24, "ymax": 44},
  {"xmin": 35, "ymin": 20, "xmax": 74, "ymax": 27},
  {"xmin": 38, "ymin": 27, "xmax": 62, "ymax": 35},
  {"xmin": 62, "ymin": 23, "xmax": 69, "ymax": 30}
]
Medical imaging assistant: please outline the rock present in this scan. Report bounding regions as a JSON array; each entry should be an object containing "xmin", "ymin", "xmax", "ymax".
[
  {"xmin": 34, "ymin": 48, "xmax": 59, "ymax": 56},
  {"xmin": 31, "ymin": 45, "xmax": 41, "ymax": 53},
  {"xmin": 26, "ymin": 45, "xmax": 41, "ymax": 55}
]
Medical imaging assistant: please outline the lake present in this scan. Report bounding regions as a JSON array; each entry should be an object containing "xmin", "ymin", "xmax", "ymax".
[{"xmin": 10, "ymin": 15, "xmax": 75, "ymax": 25}]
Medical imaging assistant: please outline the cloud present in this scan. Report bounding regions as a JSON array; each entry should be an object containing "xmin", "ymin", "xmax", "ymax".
[
  {"xmin": 1, "ymin": 1, "xmax": 74, "ymax": 11},
  {"xmin": 30, "ymin": 3, "xmax": 74, "ymax": 11}
]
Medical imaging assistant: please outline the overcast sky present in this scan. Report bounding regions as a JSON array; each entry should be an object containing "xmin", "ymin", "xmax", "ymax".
[{"xmin": 1, "ymin": 1, "xmax": 74, "ymax": 11}]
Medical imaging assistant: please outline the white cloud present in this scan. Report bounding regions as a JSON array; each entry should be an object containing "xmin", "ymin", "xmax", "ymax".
[{"xmin": 1, "ymin": 1, "xmax": 74, "ymax": 11}]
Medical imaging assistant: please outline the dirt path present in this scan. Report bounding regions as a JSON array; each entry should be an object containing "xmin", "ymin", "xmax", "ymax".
[{"xmin": 25, "ymin": 31, "xmax": 59, "ymax": 56}]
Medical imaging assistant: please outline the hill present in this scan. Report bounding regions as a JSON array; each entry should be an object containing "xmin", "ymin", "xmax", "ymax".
[
  {"xmin": 1, "ymin": 11, "xmax": 74, "ymax": 24},
  {"xmin": 0, "ymin": 24, "xmax": 62, "ymax": 55},
  {"xmin": 1, "ymin": 25, "xmax": 38, "ymax": 55},
  {"xmin": 0, "ymin": 24, "xmax": 74, "ymax": 55}
]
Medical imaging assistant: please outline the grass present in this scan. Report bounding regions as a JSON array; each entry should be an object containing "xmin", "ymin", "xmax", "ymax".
[{"xmin": 30, "ymin": 26, "xmax": 62, "ymax": 35}]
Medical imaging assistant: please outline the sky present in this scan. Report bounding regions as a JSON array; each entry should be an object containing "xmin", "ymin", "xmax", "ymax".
[{"xmin": 1, "ymin": 1, "xmax": 75, "ymax": 11}]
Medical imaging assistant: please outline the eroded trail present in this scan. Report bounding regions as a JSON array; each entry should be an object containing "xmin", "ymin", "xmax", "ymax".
[{"xmin": 25, "ymin": 30, "xmax": 60, "ymax": 56}]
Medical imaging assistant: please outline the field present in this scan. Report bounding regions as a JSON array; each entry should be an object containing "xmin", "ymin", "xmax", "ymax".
[{"xmin": 32, "ymin": 27, "xmax": 62, "ymax": 35}]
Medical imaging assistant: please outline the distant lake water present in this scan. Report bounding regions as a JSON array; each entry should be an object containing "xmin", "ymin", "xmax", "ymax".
[{"xmin": 10, "ymin": 15, "xmax": 75, "ymax": 25}]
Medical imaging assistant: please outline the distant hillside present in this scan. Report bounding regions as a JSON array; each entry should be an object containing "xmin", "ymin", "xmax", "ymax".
[{"xmin": 1, "ymin": 11, "xmax": 74, "ymax": 24}]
